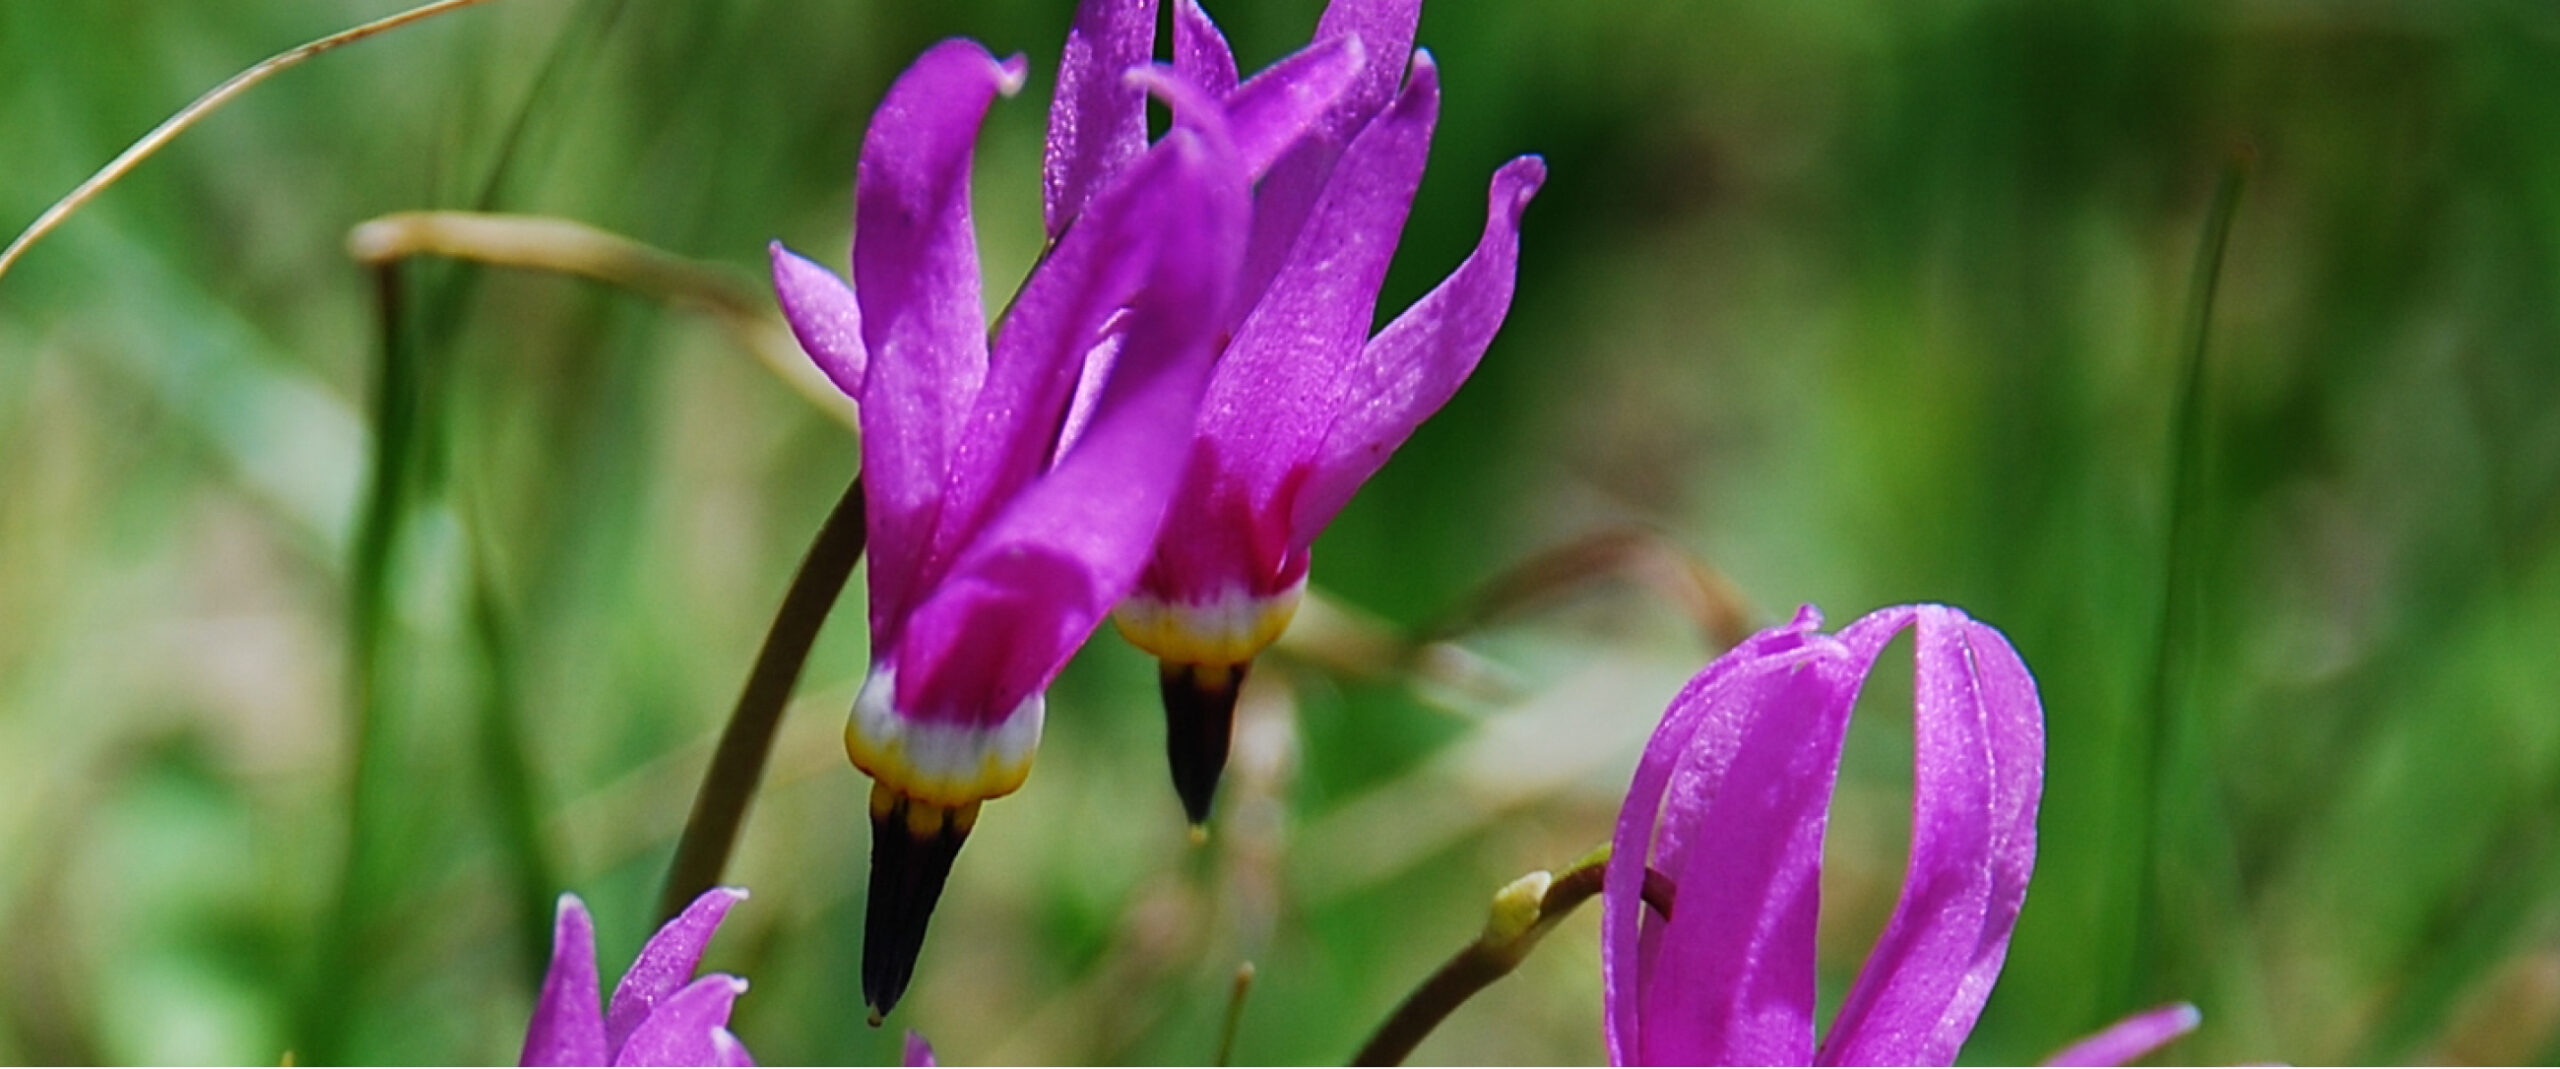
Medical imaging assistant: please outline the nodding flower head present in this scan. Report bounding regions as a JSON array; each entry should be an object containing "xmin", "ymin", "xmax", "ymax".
[
  {"xmin": 769, "ymin": 26, "xmax": 1262, "ymax": 1020},
  {"xmin": 1056, "ymin": 0, "xmax": 1549, "ymax": 828},
  {"xmin": 1601, "ymin": 605, "xmax": 2197, "ymax": 1066}
]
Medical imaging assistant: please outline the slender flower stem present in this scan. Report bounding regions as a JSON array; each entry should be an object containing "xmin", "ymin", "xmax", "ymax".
[
  {"xmin": 658, "ymin": 473, "xmax": 867, "ymax": 922},
  {"xmin": 1350, "ymin": 854, "xmax": 1676, "ymax": 1066}
]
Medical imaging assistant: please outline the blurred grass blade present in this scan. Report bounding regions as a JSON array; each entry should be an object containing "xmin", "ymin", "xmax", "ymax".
[
  {"xmin": 0, "ymin": 0, "xmax": 518, "ymax": 288},
  {"xmin": 2129, "ymin": 155, "xmax": 2247, "ymax": 1011},
  {"xmin": 303, "ymin": 261, "xmax": 431, "ymax": 1063},
  {"xmin": 467, "ymin": 526, "xmax": 562, "ymax": 979},
  {"xmin": 347, "ymin": 210, "xmax": 853, "ymax": 424}
]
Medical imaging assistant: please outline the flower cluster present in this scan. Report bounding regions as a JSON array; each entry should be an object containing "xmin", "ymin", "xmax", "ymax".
[{"xmin": 771, "ymin": 0, "xmax": 1541, "ymax": 1017}]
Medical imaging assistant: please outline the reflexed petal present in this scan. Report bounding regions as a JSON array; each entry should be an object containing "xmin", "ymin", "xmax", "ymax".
[
  {"xmin": 769, "ymin": 243, "xmax": 865, "ymax": 397},
  {"xmin": 903, "ymin": 1031, "xmax": 940, "ymax": 1068},
  {"xmin": 922, "ymin": 87, "xmax": 1233, "ymax": 596},
  {"xmin": 608, "ymin": 974, "xmax": 747, "ymax": 1067},
  {"xmin": 1287, "ymin": 154, "xmax": 1544, "ymax": 544},
  {"xmin": 1240, "ymin": 0, "xmax": 1422, "ymax": 296},
  {"xmin": 1173, "ymin": 0, "xmax": 1239, "ymax": 100},
  {"xmin": 853, "ymin": 39, "xmax": 1025, "ymax": 647},
  {"xmin": 606, "ymin": 888, "xmax": 746, "ymax": 1055},
  {"xmin": 1631, "ymin": 636, "xmax": 1873, "ymax": 1065},
  {"xmin": 1309, "ymin": 0, "xmax": 1423, "ymax": 136},
  {"xmin": 2041, "ymin": 1003, "xmax": 2202, "ymax": 1067},
  {"xmin": 1044, "ymin": 0, "xmax": 1158, "ymax": 237},
  {"xmin": 1817, "ymin": 606, "xmax": 2042, "ymax": 1066},
  {"xmin": 1223, "ymin": 35, "xmax": 1364, "ymax": 181},
  {"xmin": 1199, "ymin": 52, "xmax": 1439, "ymax": 509},
  {"xmin": 522, "ymin": 895, "xmax": 609, "ymax": 1067},
  {"xmin": 899, "ymin": 124, "xmax": 1248, "ymax": 722},
  {"xmin": 1602, "ymin": 609, "xmax": 1825, "ymax": 1066},
  {"xmin": 707, "ymin": 1028, "xmax": 755, "ymax": 1068}
]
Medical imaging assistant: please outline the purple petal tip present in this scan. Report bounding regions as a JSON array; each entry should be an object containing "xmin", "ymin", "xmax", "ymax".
[{"xmin": 995, "ymin": 52, "xmax": 1030, "ymax": 94}]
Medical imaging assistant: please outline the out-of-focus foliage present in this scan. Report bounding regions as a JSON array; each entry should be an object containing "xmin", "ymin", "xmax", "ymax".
[{"xmin": 3, "ymin": 0, "xmax": 2558, "ymax": 1063}]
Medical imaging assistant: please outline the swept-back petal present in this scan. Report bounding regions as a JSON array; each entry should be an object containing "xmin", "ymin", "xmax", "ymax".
[
  {"xmin": 1223, "ymin": 36, "xmax": 1365, "ymax": 181},
  {"xmin": 853, "ymin": 40, "xmax": 1025, "ymax": 647},
  {"xmin": 1287, "ymin": 154, "xmax": 1543, "ymax": 544},
  {"xmin": 1818, "ymin": 606, "xmax": 2043, "ymax": 1066},
  {"xmin": 608, "ymin": 974, "xmax": 747, "ymax": 1067},
  {"xmin": 1239, "ymin": 0, "xmax": 1422, "ymax": 297},
  {"xmin": 522, "ymin": 895, "xmax": 609, "ymax": 1067},
  {"xmin": 605, "ymin": 888, "xmax": 745, "ymax": 1055},
  {"xmin": 1044, "ymin": 0, "xmax": 1159, "ymax": 237},
  {"xmin": 1197, "ymin": 51, "xmax": 1440, "ymax": 511},
  {"xmin": 1623, "ymin": 634, "xmax": 1875, "ymax": 1065},
  {"xmin": 2041, "ymin": 1003, "xmax": 2201, "ymax": 1067},
  {"xmin": 897, "ymin": 121, "xmax": 1248, "ymax": 722},
  {"xmin": 1602, "ymin": 609, "xmax": 1825, "ymax": 1065},
  {"xmin": 769, "ymin": 243, "xmax": 865, "ymax": 397},
  {"xmin": 1173, "ymin": 0, "xmax": 1239, "ymax": 100}
]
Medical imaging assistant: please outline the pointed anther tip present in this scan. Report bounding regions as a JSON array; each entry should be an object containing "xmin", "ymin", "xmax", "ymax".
[
  {"xmin": 1187, "ymin": 823, "xmax": 1211, "ymax": 847},
  {"xmin": 1160, "ymin": 661, "xmax": 1246, "ymax": 827},
  {"xmin": 867, "ymin": 1006, "xmax": 887, "ymax": 1028}
]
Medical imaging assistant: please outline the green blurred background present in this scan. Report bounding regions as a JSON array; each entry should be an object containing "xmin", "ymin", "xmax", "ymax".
[{"xmin": 5, "ymin": 0, "xmax": 2559, "ymax": 1063}]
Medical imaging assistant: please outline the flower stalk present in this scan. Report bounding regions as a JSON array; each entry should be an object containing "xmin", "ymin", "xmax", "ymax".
[{"xmin": 658, "ymin": 472, "xmax": 868, "ymax": 922}]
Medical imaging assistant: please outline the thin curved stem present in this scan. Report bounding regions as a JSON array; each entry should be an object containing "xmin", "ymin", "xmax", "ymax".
[
  {"xmin": 0, "ymin": 0, "xmax": 518, "ymax": 286},
  {"xmin": 657, "ymin": 472, "xmax": 866, "ymax": 921},
  {"xmin": 1350, "ymin": 856, "xmax": 1676, "ymax": 1066}
]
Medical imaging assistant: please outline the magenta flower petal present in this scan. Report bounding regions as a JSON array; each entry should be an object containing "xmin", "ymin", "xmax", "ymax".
[
  {"xmin": 897, "ymin": 123, "xmax": 1248, "ymax": 721},
  {"xmin": 2041, "ymin": 1003, "xmax": 2203, "ymax": 1067},
  {"xmin": 605, "ymin": 887, "xmax": 747, "ymax": 1055},
  {"xmin": 1203, "ymin": 51, "xmax": 1438, "ymax": 490},
  {"xmin": 1239, "ymin": 0, "xmax": 1422, "ymax": 297},
  {"xmin": 902, "ymin": 1031, "xmax": 939, "ymax": 1068},
  {"xmin": 1287, "ymin": 153, "xmax": 1544, "ymax": 542},
  {"xmin": 768, "ymin": 243, "xmax": 866, "ymax": 397},
  {"xmin": 523, "ymin": 896, "xmax": 610, "ymax": 1067},
  {"xmin": 1172, "ymin": 0, "xmax": 1239, "ymax": 99},
  {"xmin": 1819, "ymin": 607, "xmax": 2043, "ymax": 1065},
  {"xmin": 1604, "ymin": 605, "xmax": 2060, "ymax": 1067},
  {"xmin": 608, "ymin": 974, "xmax": 748, "ymax": 1068},
  {"xmin": 853, "ymin": 40, "xmax": 1027, "ymax": 650},
  {"xmin": 1222, "ymin": 35, "xmax": 1366, "ymax": 182},
  {"xmin": 1625, "ymin": 624, "xmax": 1875, "ymax": 1065},
  {"xmin": 1044, "ymin": 0, "xmax": 1159, "ymax": 237},
  {"xmin": 1600, "ymin": 609, "xmax": 1825, "ymax": 1063}
]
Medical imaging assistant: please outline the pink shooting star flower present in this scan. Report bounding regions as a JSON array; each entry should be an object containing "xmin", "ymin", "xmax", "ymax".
[
  {"xmin": 1056, "ymin": 0, "xmax": 1548, "ymax": 827},
  {"xmin": 1602, "ymin": 605, "xmax": 2199, "ymax": 1066},
  {"xmin": 520, "ymin": 888, "xmax": 753, "ymax": 1068},
  {"xmin": 768, "ymin": 33, "xmax": 1263, "ymax": 1019}
]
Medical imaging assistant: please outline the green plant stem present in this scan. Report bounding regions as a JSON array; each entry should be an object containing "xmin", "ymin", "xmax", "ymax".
[
  {"xmin": 657, "ymin": 472, "xmax": 867, "ymax": 921},
  {"xmin": 1350, "ymin": 859, "xmax": 1676, "ymax": 1066}
]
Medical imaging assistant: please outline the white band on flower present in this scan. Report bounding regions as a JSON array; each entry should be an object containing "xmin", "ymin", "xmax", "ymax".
[
  {"xmin": 1111, "ymin": 573, "xmax": 1309, "ymax": 666},
  {"xmin": 845, "ymin": 663, "xmax": 1045, "ymax": 807}
]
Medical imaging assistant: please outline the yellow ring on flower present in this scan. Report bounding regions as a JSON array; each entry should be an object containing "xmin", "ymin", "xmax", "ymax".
[{"xmin": 1111, "ymin": 576, "xmax": 1308, "ymax": 666}]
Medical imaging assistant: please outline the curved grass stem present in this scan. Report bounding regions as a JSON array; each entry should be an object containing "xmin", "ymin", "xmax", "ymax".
[{"xmin": 0, "ymin": 0, "xmax": 520, "ymax": 287}]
